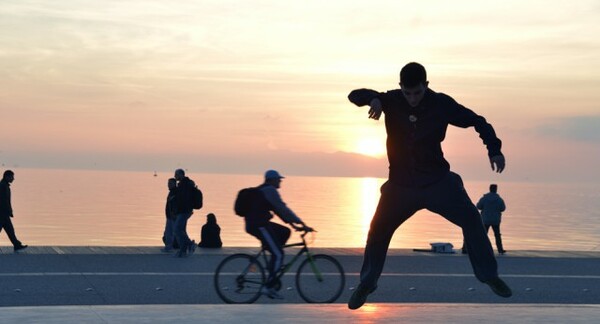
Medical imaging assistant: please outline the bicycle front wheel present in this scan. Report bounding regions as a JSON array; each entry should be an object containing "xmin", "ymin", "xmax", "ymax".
[
  {"xmin": 296, "ymin": 254, "xmax": 345, "ymax": 303},
  {"xmin": 214, "ymin": 253, "xmax": 265, "ymax": 304}
]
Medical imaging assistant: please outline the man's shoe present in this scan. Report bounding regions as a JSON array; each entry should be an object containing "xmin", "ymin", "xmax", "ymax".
[
  {"xmin": 348, "ymin": 284, "xmax": 376, "ymax": 310},
  {"xmin": 188, "ymin": 240, "xmax": 197, "ymax": 255},
  {"xmin": 260, "ymin": 286, "xmax": 283, "ymax": 300},
  {"xmin": 485, "ymin": 277, "xmax": 512, "ymax": 298},
  {"xmin": 175, "ymin": 249, "xmax": 188, "ymax": 258},
  {"xmin": 14, "ymin": 245, "xmax": 28, "ymax": 252},
  {"xmin": 499, "ymin": 250, "xmax": 507, "ymax": 255}
]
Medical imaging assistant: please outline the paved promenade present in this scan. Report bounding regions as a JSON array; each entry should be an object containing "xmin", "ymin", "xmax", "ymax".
[{"xmin": 1, "ymin": 246, "xmax": 599, "ymax": 322}]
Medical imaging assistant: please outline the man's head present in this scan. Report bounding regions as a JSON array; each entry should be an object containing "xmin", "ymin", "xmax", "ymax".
[
  {"xmin": 264, "ymin": 169, "xmax": 284, "ymax": 189},
  {"xmin": 490, "ymin": 184, "xmax": 498, "ymax": 193},
  {"xmin": 399, "ymin": 62, "xmax": 429, "ymax": 107},
  {"xmin": 168, "ymin": 178, "xmax": 177, "ymax": 190},
  {"xmin": 174, "ymin": 169, "xmax": 185, "ymax": 181},
  {"xmin": 207, "ymin": 213, "xmax": 217, "ymax": 224},
  {"xmin": 2, "ymin": 170, "xmax": 14, "ymax": 183}
]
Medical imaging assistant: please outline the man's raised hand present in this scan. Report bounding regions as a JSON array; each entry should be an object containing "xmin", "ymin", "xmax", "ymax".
[
  {"xmin": 368, "ymin": 98, "xmax": 383, "ymax": 120},
  {"xmin": 490, "ymin": 155, "xmax": 505, "ymax": 173}
]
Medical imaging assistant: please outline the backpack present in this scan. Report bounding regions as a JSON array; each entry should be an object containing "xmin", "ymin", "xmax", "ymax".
[
  {"xmin": 234, "ymin": 187, "xmax": 266, "ymax": 217},
  {"xmin": 191, "ymin": 185, "xmax": 203, "ymax": 210}
]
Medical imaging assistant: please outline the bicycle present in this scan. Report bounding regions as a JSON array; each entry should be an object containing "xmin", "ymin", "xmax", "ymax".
[{"xmin": 214, "ymin": 229, "xmax": 345, "ymax": 303}]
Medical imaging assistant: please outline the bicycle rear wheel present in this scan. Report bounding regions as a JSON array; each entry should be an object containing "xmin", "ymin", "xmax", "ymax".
[
  {"xmin": 295, "ymin": 254, "xmax": 345, "ymax": 303},
  {"xmin": 214, "ymin": 253, "xmax": 265, "ymax": 304}
]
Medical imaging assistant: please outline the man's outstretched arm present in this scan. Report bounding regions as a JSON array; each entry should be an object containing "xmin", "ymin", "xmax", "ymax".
[
  {"xmin": 261, "ymin": 186, "xmax": 302, "ymax": 224},
  {"xmin": 348, "ymin": 88, "xmax": 379, "ymax": 106},
  {"xmin": 446, "ymin": 97, "xmax": 505, "ymax": 173},
  {"xmin": 348, "ymin": 89, "xmax": 383, "ymax": 120}
]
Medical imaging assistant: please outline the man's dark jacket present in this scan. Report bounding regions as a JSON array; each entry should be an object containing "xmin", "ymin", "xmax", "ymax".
[
  {"xmin": 174, "ymin": 177, "xmax": 196, "ymax": 214},
  {"xmin": 165, "ymin": 188, "xmax": 177, "ymax": 219},
  {"xmin": 0, "ymin": 179, "xmax": 13, "ymax": 219},
  {"xmin": 348, "ymin": 88, "xmax": 502, "ymax": 187}
]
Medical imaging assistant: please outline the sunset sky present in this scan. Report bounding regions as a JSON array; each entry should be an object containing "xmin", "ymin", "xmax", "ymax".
[{"xmin": 1, "ymin": 1, "xmax": 599, "ymax": 182}]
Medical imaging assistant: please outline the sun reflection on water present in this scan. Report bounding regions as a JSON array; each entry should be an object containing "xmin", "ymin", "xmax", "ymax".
[
  {"xmin": 359, "ymin": 177, "xmax": 381, "ymax": 242},
  {"xmin": 11, "ymin": 169, "xmax": 599, "ymax": 251}
]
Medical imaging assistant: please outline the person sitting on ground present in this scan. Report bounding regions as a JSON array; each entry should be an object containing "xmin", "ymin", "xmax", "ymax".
[{"xmin": 198, "ymin": 213, "xmax": 223, "ymax": 248}]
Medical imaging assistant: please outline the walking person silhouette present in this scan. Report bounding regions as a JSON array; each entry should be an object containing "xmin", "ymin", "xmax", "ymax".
[
  {"xmin": 477, "ymin": 184, "xmax": 507, "ymax": 254},
  {"xmin": 0, "ymin": 170, "xmax": 28, "ymax": 252}
]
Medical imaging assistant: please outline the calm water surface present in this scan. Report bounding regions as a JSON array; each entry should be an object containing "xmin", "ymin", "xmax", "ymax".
[{"xmin": 3, "ymin": 168, "xmax": 599, "ymax": 251}]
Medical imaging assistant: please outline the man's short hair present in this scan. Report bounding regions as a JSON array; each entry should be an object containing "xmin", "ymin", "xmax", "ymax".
[
  {"xmin": 400, "ymin": 62, "xmax": 427, "ymax": 87},
  {"xmin": 3, "ymin": 170, "xmax": 14, "ymax": 179},
  {"xmin": 490, "ymin": 184, "xmax": 498, "ymax": 193},
  {"xmin": 175, "ymin": 169, "xmax": 185, "ymax": 177}
]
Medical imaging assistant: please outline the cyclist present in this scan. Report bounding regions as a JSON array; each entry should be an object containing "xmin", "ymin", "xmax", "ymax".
[{"xmin": 244, "ymin": 169, "xmax": 312, "ymax": 299}]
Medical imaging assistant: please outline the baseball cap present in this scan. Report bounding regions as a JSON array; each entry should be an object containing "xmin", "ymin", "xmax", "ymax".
[{"xmin": 264, "ymin": 170, "xmax": 285, "ymax": 180}]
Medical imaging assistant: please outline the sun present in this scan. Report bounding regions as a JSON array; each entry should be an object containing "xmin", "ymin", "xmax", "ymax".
[{"xmin": 355, "ymin": 138, "xmax": 386, "ymax": 158}]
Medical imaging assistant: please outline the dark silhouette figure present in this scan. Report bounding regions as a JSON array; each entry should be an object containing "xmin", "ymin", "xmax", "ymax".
[
  {"xmin": 242, "ymin": 169, "xmax": 312, "ymax": 299},
  {"xmin": 198, "ymin": 213, "xmax": 223, "ymax": 248},
  {"xmin": 173, "ymin": 169, "xmax": 199, "ymax": 257},
  {"xmin": 347, "ymin": 62, "xmax": 512, "ymax": 310},
  {"xmin": 161, "ymin": 178, "xmax": 178, "ymax": 252},
  {"xmin": 477, "ymin": 184, "xmax": 507, "ymax": 254},
  {"xmin": 0, "ymin": 170, "xmax": 28, "ymax": 252}
]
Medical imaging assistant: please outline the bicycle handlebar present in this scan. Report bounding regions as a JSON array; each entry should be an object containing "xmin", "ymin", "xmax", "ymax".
[{"xmin": 299, "ymin": 228, "xmax": 316, "ymax": 238}]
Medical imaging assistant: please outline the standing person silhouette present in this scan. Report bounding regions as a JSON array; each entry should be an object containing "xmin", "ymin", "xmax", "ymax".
[
  {"xmin": 477, "ymin": 184, "xmax": 507, "ymax": 254},
  {"xmin": 173, "ymin": 169, "xmax": 198, "ymax": 257},
  {"xmin": 161, "ymin": 178, "xmax": 178, "ymax": 252},
  {"xmin": 0, "ymin": 170, "xmax": 28, "ymax": 252},
  {"xmin": 347, "ymin": 62, "xmax": 512, "ymax": 310}
]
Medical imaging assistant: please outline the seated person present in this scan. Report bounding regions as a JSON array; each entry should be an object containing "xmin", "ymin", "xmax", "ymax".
[{"xmin": 198, "ymin": 213, "xmax": 223, "ymax": 248}]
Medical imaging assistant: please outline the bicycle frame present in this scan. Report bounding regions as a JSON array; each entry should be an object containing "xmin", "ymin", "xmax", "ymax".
[
  {"xmin": 214, "ymin": 229, "xmax": 345, "ymax": 304},
  {"xmin": 254, "ymin": 231, "xmax": 323, "ymax": 283}
]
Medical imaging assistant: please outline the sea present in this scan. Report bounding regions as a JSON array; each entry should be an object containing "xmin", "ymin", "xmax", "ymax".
[{"xmin": 2, "ymin": 168, "xmax": 599, "ymax": 251}]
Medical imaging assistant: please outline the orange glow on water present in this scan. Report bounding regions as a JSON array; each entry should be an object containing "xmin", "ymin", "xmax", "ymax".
[
  {"xmin": 8, "ymin": 168, "xmax": 599, "ymax": 251},
  {"xmin": 360, "ymin": 177, "xmax": 380, "ymax": 232}
]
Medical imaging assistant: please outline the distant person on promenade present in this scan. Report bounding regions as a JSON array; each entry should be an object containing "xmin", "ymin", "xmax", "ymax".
[
  {"xmin": 173, "ymin": 169, "xmax": 200, "ymax": 257},
  {"xmin": 239, "ymin": 170, "xmax": 313, "ymax": 299},
  {"xmin": 161, "ymin": 178, "xmax": 178, "ymax": 252},
  {"xmin": 0, "ymin": 170, "xmax": 28, "ymax": 252},
  {"xmin": 477, "ymin": 184, "xmax": 507, "ymax": 254},
  {"xmin": 346, "ymin": 62, "xmax": 512, "ymax": 310},
  {"xmin": 198, "ymin": 213, "xmax": 222, "ymax": 248}
]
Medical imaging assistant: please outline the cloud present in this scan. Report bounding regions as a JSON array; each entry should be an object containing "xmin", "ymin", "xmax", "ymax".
[{"xmin": 536, "ymin": 115, "xmax": 600, "ymax": 142}]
